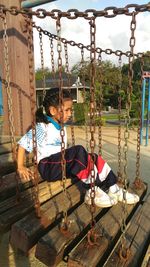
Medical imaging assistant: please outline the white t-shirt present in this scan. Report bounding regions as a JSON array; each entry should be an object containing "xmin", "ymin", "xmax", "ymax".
[{"xmin": 18, "ymin": 122, "xmax": 67, "ymax": 163}]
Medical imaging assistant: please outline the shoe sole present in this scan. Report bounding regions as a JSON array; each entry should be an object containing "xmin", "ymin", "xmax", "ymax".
[{"xmin": 84, "ymin": 200, "xmax": 114, "ymax": 208}]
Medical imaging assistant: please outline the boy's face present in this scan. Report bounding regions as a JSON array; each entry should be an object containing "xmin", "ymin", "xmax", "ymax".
[{"xmin": 49, "ymin": 99, "xmax": 73, "ymax": 123}]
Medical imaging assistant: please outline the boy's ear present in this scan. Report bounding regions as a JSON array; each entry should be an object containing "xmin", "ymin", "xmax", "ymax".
[{"xmin": 49, "ymin": 106, "xmax": 57, "ymax": 116}]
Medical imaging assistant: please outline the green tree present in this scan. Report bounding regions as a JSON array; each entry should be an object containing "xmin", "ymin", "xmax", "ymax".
[
  {"xmin": 72, "ymin": 60, "xmax": 124, "ymax": 109},
  {"xmin": 35, "ymin": 67, "xmax": 51, "ymax": 80},
  {"xmin": 121, "ymin": 51, "xmax": 150, "ymax": 118}
]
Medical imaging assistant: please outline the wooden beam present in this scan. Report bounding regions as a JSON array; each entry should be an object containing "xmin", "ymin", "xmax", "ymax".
[
  {"xmin": 0, "ymin": 0, "xmax": 35, "ymax": 135},
  {"xmin": 0, "ymin": 169, "xmax": 41, "ymax": 201},
  {"xmin": 0, "ymin": 179, "xmax": 72, "ymax": 231},
  {"xmin": 103, "ymin": 193, "xmax": 150, "ymax": 267},
  {"xmin": 10, "ymin": 181, "xmax": 85, "ymax": 253},
  {"xmin": 35, "ymin": 202, "xmax": 103, "ymax": 267},
  {"xmin": 35, "ymin": 185, "xmax": 145, "ymax": 266}
]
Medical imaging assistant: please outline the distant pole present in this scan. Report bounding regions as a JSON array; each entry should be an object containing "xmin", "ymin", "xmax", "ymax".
[
  {"xmin": 140, "ymin": 78, "xmax": 146, "ymax": 145},
  {"xmin": 21, "ymin": 0, "xmax": 56, "ymax": 8},
  {"xmin": 146, "ymin": 78, "xmax": 150, "ymax": 145}
]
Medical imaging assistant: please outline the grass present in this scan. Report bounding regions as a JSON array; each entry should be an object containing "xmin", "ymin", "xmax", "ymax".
[
  {"xmin": 0, "ymin": 115, "xmax": 4, "ymax": 123},
  {"xmin": 101, "ymin": 114, "xmax": 118, "ymax": 120}
]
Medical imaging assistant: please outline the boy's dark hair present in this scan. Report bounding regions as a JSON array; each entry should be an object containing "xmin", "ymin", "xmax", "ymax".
[{"xmin": 36, "ymin": 87, "xmax": 71, "ymax": 123}]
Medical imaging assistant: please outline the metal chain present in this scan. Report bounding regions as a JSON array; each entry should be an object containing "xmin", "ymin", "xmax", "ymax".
[
  {"xmin": 56, "ymin": 16, "xmax": 68, "ymax": 227},
  {"xmin": 39, "ymin": 31, "xmax": 46, "ymax": 98},
  {"xmin": 80, "ymin": 47, "xmax": 89, "ymax": 151},
  {"xmin": 117, "ymin": 55, "xmax": 123, "ymax": 182},
  {"xmin": 32, "ymin": 22, "xmax": 147, "ymax": 60},
  {"xmin": 64, "ymin": 43, "xmax": 70, "ymax": 80},
  {"xmin": 120, "ymin": 12, "xmax": 136, "ymax": 260},
  {"xmin": 0, "ymin": 10, "xmax": 22, "ymax": 202},
  {"xmin": 26, "ymin": 16, "xmax": 41, "ymax": 218},
  {"xmin": 89, "ymin": 17, "xmax": 96, "ymax": 228},
  {"xmin": 64, "ymin": 43, "xmax": 75, "ymax": 146},
  {"xmin": 134, "ymin": 56, "xmax": 144, "ymax": 189},
  {"xmin": 97, "ymin": 52, "xmax": 103, "ymax": 156},
  {"xmin": 1, "ymin": 4, "xmax": 150, "ymax": 19},
  {"xmin": 1, "ymin": 12, "xmax": 17, "ymax": 162},
  {"xmin": 49, "ymin": 37, "xmax": 55, "ymax": 87}
]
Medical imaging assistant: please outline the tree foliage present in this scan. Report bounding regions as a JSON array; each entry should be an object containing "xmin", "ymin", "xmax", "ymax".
[{"xmin": 35, "ymin": 51, "xmax": 150, "ymax": 118}]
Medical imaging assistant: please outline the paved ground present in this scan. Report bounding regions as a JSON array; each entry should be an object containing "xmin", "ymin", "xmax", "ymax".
[{"xmin": 0, "ymin": 126, "xmax": 149, "ymax": 267}]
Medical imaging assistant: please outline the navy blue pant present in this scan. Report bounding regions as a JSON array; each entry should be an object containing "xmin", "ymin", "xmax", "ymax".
[{"xmin": 38, "ymin": 145, "xmax": 117, "ymax": 191}]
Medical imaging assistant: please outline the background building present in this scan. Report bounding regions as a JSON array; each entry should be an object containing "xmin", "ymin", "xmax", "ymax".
[{"xmin": 36, "ymin": 75, "xmax": 89, "ymax": 107}]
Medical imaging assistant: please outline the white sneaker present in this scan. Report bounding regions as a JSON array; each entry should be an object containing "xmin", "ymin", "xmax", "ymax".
[
  {"xmin": 84, "ymin": 186, "xmax": 117, "ymax": 208},
  {"xmin": 108, "ymin": 187, "xmax": 139, "ymax": 205}
]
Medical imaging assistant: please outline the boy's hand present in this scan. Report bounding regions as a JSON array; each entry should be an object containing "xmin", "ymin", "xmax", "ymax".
[{"xmin": 17, "ymin": 166, "xmax": 34, "ymax": 182}]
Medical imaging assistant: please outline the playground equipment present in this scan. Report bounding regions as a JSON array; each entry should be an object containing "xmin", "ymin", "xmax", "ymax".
[
  {"xmin": 0, "ymin": 2, "xmax": 150, "ymax": 267},
  {"xmin": 140, "ymin": 71, "xmax": 150, "ymax": 146},
  {"xmin": 21, "ymin": 0, "xmax": 56, "ymax": 8}
]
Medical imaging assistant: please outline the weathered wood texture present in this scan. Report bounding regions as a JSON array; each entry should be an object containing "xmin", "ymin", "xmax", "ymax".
[
  {"xmin": 10, "ymin": 181, "xmax": 85, "ymax": 253},
  {"xmin": 0, "ymin": 169, "xmax": 41, "ymax": 201},
  {"xmin": 35, "ymin": 185, "xmax": 147, "ymax": 267},
  {"xmin": 103, "ymin": 193, "xmax": 150, "ymax": 267},
  {"xmin": 0, "ymin": 0, "xmax": 34, "ymax": 135},
  {"xmin": 67, "ymin": 186, "xmax": 147, "ymax": 267},
  {"xmin": 0, "ymin": 166, "xmax": 149, "ymax": 267},
  {"xmin": 35, "ymin": 203, "xmax": 102, "ymax": 267},
  {"xmin": 0, "ymin": 179, "xmax": 72, "ymax": 232}
]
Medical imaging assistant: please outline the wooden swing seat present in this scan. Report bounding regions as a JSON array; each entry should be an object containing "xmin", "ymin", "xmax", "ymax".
[{"xmin": 0, "ymin": 164, "xmax": 149, "ymax": 267}]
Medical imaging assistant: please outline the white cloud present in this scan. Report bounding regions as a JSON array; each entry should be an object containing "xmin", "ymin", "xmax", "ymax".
[{"xmin": 33, "ymin": 5, "xmax": 150, "ymax": 70}]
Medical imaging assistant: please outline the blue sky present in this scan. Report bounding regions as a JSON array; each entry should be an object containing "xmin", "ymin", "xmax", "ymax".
[
  {"xmin": 52, "ymin": 0, "xmax": 149, "ymax": 10},
  {"xmin": 33, "ymin": 0, "xmax": 150, "ymax": 69}
]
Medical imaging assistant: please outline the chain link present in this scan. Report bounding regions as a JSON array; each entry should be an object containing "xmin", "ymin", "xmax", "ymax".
[
  {"xmin": 64, "ymin": 43, "xmax": 75, "ymax": 146},
  {"xmin": 97, "ymin": 52, "xmax": 103, "ymax": 156},
  {"xmin": 1, "ymin": 4, "xmax": 150, "ymax": 19},
  {"xmin": 26, "ymin": 16, "xmax": 41, "ymax": 218},
  {"xmin": 117, "ymin": 55, "xmax": 123, "ymax": 182},
  {"xmin": 1, "ymin": 0, "xmax": 148, "ymax": 242},
  {"xmin": 89, "ymin": 17, "xmax": 96, "ymax": 228},
  {"xmin": 56, "ymin": 16, "xmax": 68, "ymax": 226},
  {"xmin": 80, "ymin": 48, "xmax": 89, "ymax": 152},
  {"xmin": 134, "ymin": 56, "xmax": 144, "ymax": 189},
  {"xmin": 49, "ymin": 37, "xmax": 55, "ymax": 87},
  {"xmin": 39, "ymin": 31, "xmax": 46, "ymax": 98},
  {"xmin": 32, "ymin": 22, "xmax": 148, "ymax": 61},
  {"xmin": 1, "ymin": 12, "xmax": 17, "ymax": 161},
  {"xmin": 120, "ymin": 12, "xmax": 136, "ymax": 259},
  {"xmin": 0, "ymin": 10, "xmax": 21, "ymax": 201}
]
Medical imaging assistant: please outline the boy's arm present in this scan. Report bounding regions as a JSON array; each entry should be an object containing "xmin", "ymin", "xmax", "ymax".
[{"xmin": 17, "ymin": 145, "xmax": 33, "ymax": 181}]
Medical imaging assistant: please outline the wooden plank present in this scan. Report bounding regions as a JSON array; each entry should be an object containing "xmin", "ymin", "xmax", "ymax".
[
  {"xmin": 35, "ymin": 202, "xmax": 103, "ymax": 267},
  {"xmin": 67, "ymin": 185, "xmax": 147, "ymax": 267},
  {"xmin": 0, "ymin": 170, "xmax": 42, "ymax": 201},
  {"xmin": 103, "ymin": 193, "xmax": 150, "ymax": 267},
  {"xmin": 0, "ymin": 154, "xmax": 16, "ymax": 177},
  {"xmin": 0, "ymin": 142, "xmax": 12, "ymax": 154},
  {"xmin": 0, "ymin": 179, "xmax": 72, "ymax": 232},
  {"xmin": 10, "ymin": 181, "xmax": 85, "ymax": 253},
  {"xmin": 0, "ymin": 179, "xmax": 72, "ymax": 214},
  {"xmin": 0, "ymin": 180, "xmax": 43, "ymax": 214}
]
